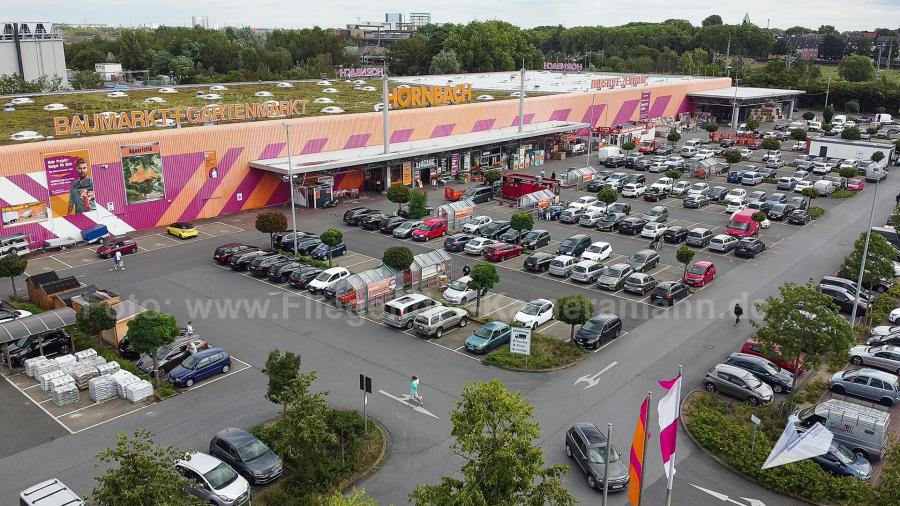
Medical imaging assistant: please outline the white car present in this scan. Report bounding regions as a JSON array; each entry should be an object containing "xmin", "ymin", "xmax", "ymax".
[
  {"xmin": 476, "ymin": 94, "xmax": 495, "ymax": 101},
  {"xmin": 839, "ymin": 159, "xmax": 859, "ymax": 170},
  {"xmin": 649, "ymin": 161, "xmax": 668, "ymax": 172},
  {"xmin": 687, "ymin": 182, "xmax": 709, "ymax": 197},
  {"xmin": 10, "ymin": 97, "xmax": 34, "ymax": 105},
  {"xmin": 464, "ymin": 238, "xmax": 496, "ymax": 255},
  {"xmin": 693, "ymin": 149, "xmax": 715, "ymax": 160},
  {"xmin": 581, "ymin": 242, "xmax": 612, "ymax": 262},
  {"xmin": 791, "ymin": 141, "xmax": 807, "ymax": 151},
  {"xmin": 762, "ymin": 150, "xmax": 781, "ymax": 162},
  {"xmin": 890, "ymin": 308, "xmax": 900, "ymax": 324},
  {"xmin": 794, "ymin": 180, "xmax": 814, "ymax": 193},
  {"xmin": 42, "ymin": 103, "xmax": 67, "ymax": 111},
  {"xmin": 579, "ymin": 210, "xmax": 606, "ymax": 227},
  {"xmin": 513, "ymin": 299, "xmax": 554, "ymax": 329},
  {"xmin": 276, "ymin": 82, "xmax": 294, "ymax": 88},
  {"xmin": 640, "ymin": 222, "xmax": 667, "ymax": 239},
  {"xmin": 307, "ymin": 267, "xmax": 350, "ymax": 294},
  {"xmin": 811, "ymin": 162, "xmax": 831, "ymax": 175},
  {"xmin": 671, "ymin": 181, "xmax": 691, "ymax": 196},
  {"xmin": 175, "ymin": 452, "xmax": 250, "ymax": 506},
  {"xmin": 739, "ymin": 148, "xmax": 753, "ymax": 160},
  {"xmin": 145, "ymin": 96, "xmax": 166, "ymax": 104},
  {"xmin": 10, "ymin": 130, "xmax": 44, "ymax": 141},
  {"xmin": 209, "ymin": 85, "xmax": 228, "ymax": 91},
  {"xmin": 724, "ymin": 188, "xmax": 747, "ymax": 203},
  {"xmin": 158, "ymin": 87, "xmax": 177, "ymax": 93},
  {"xmin": 462, "ymin": 216, "xmax": 492, "ymax": 234},
  {"xmin": 650, "ymin": 177, "xmax": 674, "ymax": 192},
  {"xmin": 443, "ymin": 276, "xmax": 478, "ymax": 304},
  {"xmin": 107, "ymin": 91, "xmax": 128, "ymax": 98},
  {"xmin": 0, "ymin": 309, "xmax": 32, "ymax": 324},
  {"xmin": 808, "ymin": 121, "xmax": 822, "ymax": 131},
  {"xmin": 570, "ymin": 196, "xmax": 598, "ymax": 209},
  {"xmin": 725, "ymin": 199, "xmax": 748, "ymax": 213},
  {"xmin": 621, "ymin": 183, "xmax": 647, "ymax": 198},
  {"xmin": 585, "ymin": 203, "xmax": 607, "ymax": 215},
  {"xmin": 708, "ymin": 234, "xmax": 739, "ymax": 252}
]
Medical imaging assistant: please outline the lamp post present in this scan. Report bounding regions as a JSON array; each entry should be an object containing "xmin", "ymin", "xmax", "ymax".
[
  {"xmin": 850, "ymin": 177, "xmax": 880, "ymax": 330},
  {"xmin": 602, "ymin": 422, "xmax": 612, "ymax": 506},
  {"xmin": 730, "ymin": 79, "xmax": 740, "ymax": 130},
  {"xmin": 282, "ymin": 123, "xmax": 298, "ymax": 256}
]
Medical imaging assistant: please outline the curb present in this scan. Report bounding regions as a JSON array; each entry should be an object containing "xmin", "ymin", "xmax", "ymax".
[
  {"xmin": 680, "ymin": 390, "xmax": 821, "ymax": 506},
  {"xmin": 341, "ymin": 416, "xmax": 391, "ymax": 491}
]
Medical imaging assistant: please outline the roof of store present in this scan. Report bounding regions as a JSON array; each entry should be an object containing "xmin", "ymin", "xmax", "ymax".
[
  {"xmin": 396, "ymin": 71, "xmax": 718, "ymax": 93},
  {"xmin": 250, "ymin": 120, "xmax": 588, "ymax": 175},
  {"xmin": 687, "ymin": 87, "xmax": 804, "ymax": 100}
]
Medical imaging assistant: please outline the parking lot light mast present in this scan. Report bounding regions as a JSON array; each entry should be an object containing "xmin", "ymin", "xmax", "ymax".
[
  {"xmin": 850, "ymin": 179, "xmax": 880, "ymax": 329},
  {"xmin": 282, "ymin": 123, "xmax": 299, "ymax": 256},
  {"xmin": 602, "ymin": 422, "xmax": 612, "ymax": 506},
  {"xmin": 730, "ymin": 79, "xmax": 740, "ymax": 130}
]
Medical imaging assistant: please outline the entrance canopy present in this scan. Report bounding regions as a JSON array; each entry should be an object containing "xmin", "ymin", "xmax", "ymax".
[
  {"xmin": 250, "ymin": 120, "xmax": 589, "ymax": 176},
  {"xmin": 0, "ymin": 307, "xmax": 76, "ymax": 345},
  {"xmin": 688, "ymin": 87, "xmax": 804, "ymax": 108}
]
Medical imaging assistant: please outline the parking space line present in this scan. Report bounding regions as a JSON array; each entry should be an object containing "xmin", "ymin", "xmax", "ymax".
[
  {"xmin": 185, "ymin": 357, "xmax": 252, "ymax": 392},
  {"xmin": 71, "ymin": 402, "xmax": 158, "ymax": 434},
  {"xmin": 57, "ymin": 396, "xmax": 118, "ymax": 417},
  {"xmin": 3, "ymin": 375, "xmax": 74, "ymax": 434},
  {"xmin": 483, "ymin": 301, "xmax": 519, "ymax": 317},
  {"xmin": 49, "ymin": 256, "xmax": 73, "ymax": 269},
  {"xmin": 211, "ymin": 222, "xmax": 244, "ymax": 232}
]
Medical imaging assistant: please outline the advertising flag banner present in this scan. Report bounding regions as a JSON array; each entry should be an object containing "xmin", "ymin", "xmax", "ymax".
[
  {"xmin": 627, "ymin": 396, "xmax": 650, "ymax": 506},
  {"xmin": 121, "ymin": 142, "xmax": 165, "ymax": 204},
  {"xmin": 43, "ymin": 150, "xmax": 95, "ymax": 216},
  {"xmin": 657, "ymin": 374, "xmax": 683, "ymax": 489}
]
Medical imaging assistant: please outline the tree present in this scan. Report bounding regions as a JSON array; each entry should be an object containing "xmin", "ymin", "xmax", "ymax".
[
  {"xmin": 676, "ymin": 245, "xmax": 695, "ymax": 278},
  {"xmin": 409, "ymin": 379, "xmax": 575, "ymax": 506},
  {"xmin": 872, "ymin": 151, "xmax": 886, "ymax": 163},
  {"xmin": 596, "ymin": 186, "xmax": 618, "ymax": 205},
  {"xmin": 320, "ymin": 228, "xmax": 343, "ymax": 267},
  {"xmin": 845, "ymin": 100, "xmax": 860, "ymax": 113},
  {"xmin": 823, "ymin": 106, "xmax": 835, "ymax": 123},
  {"xmin": 751, "ymin": 211, "xmax": 767, "ymax": 237},
  {"xmin": 71, "ymin": 70, "xmax": 103, "ymax": 90},
  {"xmin": 387, "ymin": 183, "xmax": 410, "ymax": 213},
  {"xmin": 724, "ymin": 149, "xmax": 742, "ymax": 164},
  {"xmin": 554, "ymin": 295, "xmax": 593, "ymax": 342},
  {"xmin": 92, "ymin": 429, "xmax": 204, "ymax": 506},
  {"xmin": 429, "ymin": 49, "xmax": 461, "ymax": 75},
  {"xmin": 745, "ymin": 117, "xmax": 760, "ymax": 131},
  {"xmin": 77, "ymin": 302, "xmax": 117, "ymax": 347},
  {"xmin": 0, "ymin": 253, "xmax": 26, "ymax": 298},
  {"xmin": 867, "ymin": 126, "xmax": 879, "ymax": 135},
  {"xmin": 760, "ymin": 137, "xmax": 781, "ymax": 152},
  {"xmin": 622, "ymin": 140, "xmax": 636, "ymax": 155},
  {"xmin": 790, "ymin": 128, "xmax": 808, "ymax": 141},
  {"xmin": 822, "ymin": 123, "xmax": 833, "ymax": 132},
  {"xmin": 125, "ymin": 311, "xmax": 178, "ymax": 387},
  {"xmin": 510, "ymin": 211, "xmax": 534, "ymax": 241},
  {"xmin": 255, "ymin": 211, "xmax": 288, "ymax": 246},
  {"xmin": 838, "ymin": 167, "xmax": 858, "ymax": 180},
  {"xmin": 841, "ymin": 232, "xmax": 898, "ymax": 290},
  {"xmin": 467, "ymin": 263, "xmax": 499, "ymax": 316},
  {"xmin": 752, "ymin": 281, "xmax": 852, "ymax": 397},
  {"xmin": 838, "ymin": 54, "xmax": 876, "ymax": 82},
  {"xmin": 667, "ymin": 131, "xmax": 681, "ymax": 145},
  {"xmin": 801, "ymin": 186, "xmax": 819, "ymax": 205},
  {"xmin": 482, "ymin": 169, "xmax": 502, "ymax": 185},
  {"xmin": 323, "ymin": 489, "xmax": 378, "ymax": 506},
  {"xmin": 802, "ymin": 111, "xmax": 816, "ymax": 121},
  {"xmin": 841, "ymin": 126, "xmax": 862, "ymax": 140},
  {"xmin": 383, "ymin": 246, "xmax": 414, "ymax": 271},
  {"xmin": 702, "ymin": 15, "xmax": 723, "ymax": 27},
  {"xmin": 704, "ymin": 122, "xmax": 720, "ymax": 133},
  {"xmin": 891, "ymin": 206, "xmax": 900, "ymax": 231},
  {"xmin": 665, "ymin": 169, "xmax": 682, "ymax": 180},
  {"xmin": 408, "ymin": 190, "xmax": 429, "ymax": 219},
  {"xmin": 262, "ymin": 349, "xmax": 301, "ymax": 410}
]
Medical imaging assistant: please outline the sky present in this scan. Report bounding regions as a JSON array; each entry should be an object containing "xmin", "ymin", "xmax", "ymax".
[{"xmin": 9, "ymin": 0, "xmax": 899, "ymax": 32}]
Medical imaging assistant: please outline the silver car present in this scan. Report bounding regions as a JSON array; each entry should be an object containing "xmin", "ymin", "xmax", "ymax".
[
  {"xmin": 850, "ymin": 345, "xmax": 900, "ymax": 374},
  {"xmin": 393, "ymin": 220, "xmax": 422, "ymax": 239},
  {"xmin": 704, "ymin": 363, "xmax": 774, "ymax": 406},
  {"xmin": 413, "ymin": 306, "xmax": 468, "ymax": 338},
  {"xmin": 549, "ymin": 255, "xmax": 577, "ymax": 277},
  {"xmin": 570, "ymin": 260, "xmax": 604, "ymax": 283},
  {"xmin": 829, "ymin": 368, "xmax": 900, "ymax": 407}
]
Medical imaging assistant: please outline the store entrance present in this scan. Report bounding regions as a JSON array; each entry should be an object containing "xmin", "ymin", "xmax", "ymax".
[{"xmin": 364, "ymin": 166, "xmax": 385, "ymax": 193}]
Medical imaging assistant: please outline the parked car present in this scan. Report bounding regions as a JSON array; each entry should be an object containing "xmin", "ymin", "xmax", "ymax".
[
  {"xmin": 175, "ymin": 451, "xmax": 251, "ymax": 505},
  {"xmin": 464, "ymin": 237, "xmax": 496, "ymax": 255},
  {"xmin": 596, "ymin": 212, "xmax": 626, "ymax": 231},
  {"xmin": 379, "ymin": 216, "xmax": 407, "ymax": 233},
  {"xmin": 724, "ymin": 188, "xmax": 747, "ymax": 203},
  {"xmin": 684, "ymin": 261, "xmax": 716, "ymax": 287},
  {"xmin": 704, "ymin": 363, "xmax": 774, "ymax": 405},
  {"xmin": 214, "ymin": 243, "xmax": 252, "ymax": 264},
  {"xmin": 734, "ymin": 237, "xmax": 766, "ymax": 258},
  {"xmin": 724, "ymin": 353, "xmax": 795, "ymax": 393},
  {"xmin": 788, "ymin": 209, "xmax": 811, "ymax": 225},
  {"xmin": 393, "ymin": 220, "xmax": 422, "ymax": 239},
  {"xmin": 498, "ymin": 228, "xmax": 523, "ymax": 244},
  {"xmin": 548, "ymin": 255, "xmax": 577, "ymax": 277},
  {"xmin": 573, "ymin": 314, "xmax": 623, "ymax": 349},
  {"xmin": 342, "ymin": 207, "xmax": 379, "ymax": 225},
  {"xmin": 462, "ymin": 215, "xmax": 492, "ymax": 234},
  {"xmin": 268, "ymin": 261, "xmax": 304, "ymax": 282},
  {"xmin": 288, "ymin": 266, "xmax": 323, "ymax": 289},
  {"xmin": 443, "ymin": 276, "xmax": 478, "ymax": 304},
  {"xmin": 686, "ymin": 228, "xmax": 713, "ymax": 247},
  {"xmin": 565, "ymin": 422, "xmax": 630, "ymax": 491},
  {"xmin": 607, "ymin": 202, "xmax": 632, "ymax": 215},
  {"xmin": 557, "ymin": 234, "xmax": 592, "ymax": 256},
  {"xmin": 579, "ymin": 210, "xmax": 606, "ymax": 227},
  {"xmin": 829, "ymin": 368, "xmax": 900, "ymax": 407},
  {"xmin": 414, "ymin": 306, "xmax": 468, "ymax": 338},
  {"xmin": 621, "ymin": 183, "xmax": 647, "ymax": 198},
  {"xmin": 727, "ymin": 170, "xmax": 745, "ymax": 183},
  {"xmin": 513, "ymin": 299, "xmax": 555, "ymax": 329},
  {"xmin": 97, "ymin": 237, "xmax": 137, "ymax": 258},
  {"xmin": 464, "ymin": 321, "xmax": 511, "ymax": 354},
  {"xmin": 558, "ymin": 208, "xmax": 585, "ymax": 224},
  {"xmin": 444, "ymin": 234, "xmax": 474, "ymax": 252},
  {"xmin": 849, "ymin": 345, "xmax": 900, "ymax": 374},
  {"xmin": 683, "ymin": 194, "xmax": 711, "ymax": 208},
  {"xmin": 640, "ymin": 222, "xmax": 667, "ymax": 239},
  {"xmin": 650, "ymin": 281, "xmax": 689, "ymax": 305},
  {"xmin": 411, "ymin": 217, "xmax": 448, "ymax": 241},
  {"xmin": 137, "ymin": 336, "xmax": 209, "ymax": 376},
  {"xmin": 360, "ymin": 212, "xmax": 390, "ymax": 230},
  {"xmin": 820, "ymin": 285, "xmax": 869, "ymax": 314},
  {"xmin": 708, "ymin": 234, "xmax": 739, "ymax": 253},
  {"xmin": 396, "ymin": 204, "xmax": 434, "ymax": 218},
  {"xmin": 663, "ymin": 226, "xmax": 688, "ymax": 244},
  {"xmin": 310, "ymin": 242, "xmax": 346, "ymax": 260},
  {"xmin": 168, "ymin": 348, "xmax": 232, "ymax": 387},
  {"xmin": 167, "ymin": 222, "xmax": 198, "ymax": 239},
  {"xmin": 597, "ymin": 263, "xmax": 634, "ymax": 291},
  {"xmin": 624, "ymin": 272, "xmax": 657, "ymax": 295},
  {"xmin": 483, "ymin": 243, "xmax": 523, "ymax": 262},
  {"xmin": 627, "ymin": 249, "xmax": 661, "ymax": 272},
  {"xmin": 809, "ymin": 442, "xmax": 873, "ymax": 481},
  {"xmin": 383, "ymin": 294, "xmax": 441, "ymax": 329},
  {"xmin": 570, "ymin": 260, "xmax": 604, "ymax": 283},
  {"xmin": 579, "ymin": 242, "xmax": 611, "ymax": 263},
  {"xmin": 521, "ymin": 229, "xmax": 551, "ymax": 249},
  {"xmin": 641, "ymin": 206, "xmax": 669, "ymax": 223},
  {"xmin": 461, "ymin": 186, "xmax": 493, "ymax": 204},
  {"xmin": 307, "ymin": 267, "xmax": 351, "ymax": 294},
  {"xmin": 741, "ymin": 338, "xmax": 805, "ymax": 374},
  {"xmin": 209, "ymin": 427, "xmax": 283, "ymax": 485},
  {"xmin": 795, "ymin": 399, "xmax": 888, "ymax": 461},
  {"xmin": 7, "ymin": 329, "xmax": 71, "ymax": 366},
  {"xmin": 617, "ymin": 217, "xmax": 647, "ymax": 235},
  {"xmin": 670, "ymin": 181, "xmax": 691, "ymax": 196}
]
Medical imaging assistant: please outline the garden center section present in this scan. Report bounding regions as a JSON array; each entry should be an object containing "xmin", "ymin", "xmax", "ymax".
[{"xmin": 0, "ymin": 73, "xmax": 731, "ymax": 249}]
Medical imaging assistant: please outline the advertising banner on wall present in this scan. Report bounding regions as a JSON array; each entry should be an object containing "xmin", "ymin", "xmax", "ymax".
[
  {"xmin": 203, "ymin": 151, "xmax": 218, "ymax": 180},
  {"xmin": 639, "ymin": 91, "xmax": 651, "ymax": 120},
  {"xmin": 402, "ymin": 161, "xmax": 412, "ymax": 185},
  {"xmin": 2, "ymin": 201, "xmax": 48, "ymax": 227},
  {"xmin": 43, "ymin": 150, "xmax": 95, "ymax": 216},
  {"xmin": 121, "ymin": 142, "xmax": 165, "ymax": 204}
]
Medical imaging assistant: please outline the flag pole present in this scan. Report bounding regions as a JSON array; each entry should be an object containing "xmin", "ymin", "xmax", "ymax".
[
  {"xmin": 665, "ymin": 365, "xmax": 683, "ymax": 506},
  {"xmin": 637, "ymin": 390, "xmax": 652, "ymax": 506}
]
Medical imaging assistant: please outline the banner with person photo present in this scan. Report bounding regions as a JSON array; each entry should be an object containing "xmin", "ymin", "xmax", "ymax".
[
  {"xmin": 43, "ymin": 150, "xmax": 96, "ymax": 216},
  {"xmin": 121, "ymin": 142, "xmax": 166, "ymax": 204}
]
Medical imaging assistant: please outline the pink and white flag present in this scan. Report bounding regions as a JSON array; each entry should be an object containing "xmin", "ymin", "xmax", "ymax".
[{"xmin": 657, "ymin": 374, "xmax": 683, "ymax": 489}]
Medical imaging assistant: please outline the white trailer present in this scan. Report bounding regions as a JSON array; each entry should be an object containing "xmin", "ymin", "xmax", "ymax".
[{"xmin": 808, "ymin": 138, "xmax": 895, "ymax": 164}]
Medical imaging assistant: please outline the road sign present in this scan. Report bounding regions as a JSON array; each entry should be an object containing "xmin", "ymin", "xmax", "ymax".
[
  {"xmin": 359, "ymin": 374, "xmax": 372, "ymax": 393},
  {"xmin": 510, "ymin": 327, "xmax": 532, "ymax": 355},
  {"xmin": 750, "ymin": 414, "xmax": 761, "ymax": 425}
]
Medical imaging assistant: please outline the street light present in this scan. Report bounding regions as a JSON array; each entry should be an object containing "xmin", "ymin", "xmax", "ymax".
[
  {"xmin": 282, "ymin": 123, "xmax": 299, "ymax": 256},
  {"xmin": 850, "ymin": 177, "xmax": 880, "ymax": 330}
]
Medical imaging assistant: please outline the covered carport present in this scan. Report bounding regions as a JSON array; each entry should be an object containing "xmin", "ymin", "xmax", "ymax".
[
  {"xmin": 0, "ymin": 307, "xmax": 77, "ymax": 369},
  {"xmin": 688, "ymin": 86, "xmax": 805, "ymax": 128}
]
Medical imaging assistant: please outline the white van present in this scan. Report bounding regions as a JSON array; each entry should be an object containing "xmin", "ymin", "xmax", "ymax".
[
  {"xmin": 875, "ymin": 113, "xmax": 894, "ymax": 125},
  {"xmin": 684, "ymin": 138, "xmax": 702, "ymax": 148},
  {"xmin": 832, "ymin": 115, "xmax": 847, "ymax": 127},
  {"xmin": 20, "ymin": 479, "xmax": 84, "ymax": 506},
  {"xmin": 813, "ymin": 179, "xmax": 836, "ymax": 196},
  {"xmin": 382, "ymin": 293, "xmax": 440, "ymax": 329},
  {"xmin": 680, "ymin": 146, "xmax": 698, "ymax": 158},
  {"xmin": 808, "ymin": 120, "xmax": 822, "ymax": 131},
  {"xmin": 865, "ymin": 165, "xmax": 887, "ymax": 182},
  {"xmin": 595, "ymin": 146, "xmax": 622, "ymax": 162},
  {"xmin": 795, "ymin": 399, "xmax": 889, "ymax": 460}
]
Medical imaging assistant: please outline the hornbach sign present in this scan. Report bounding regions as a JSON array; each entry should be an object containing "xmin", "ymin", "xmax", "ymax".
[
  {"xmin": 53, "ymin": 99, "xmax": 307, "ymax": 136},
  {"xmin": 389, "ymin": 84, "xmax": 473, "ymax": 109}
]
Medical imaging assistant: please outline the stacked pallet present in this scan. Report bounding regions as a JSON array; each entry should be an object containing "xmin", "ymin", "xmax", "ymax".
[
  {"xmin": 112, "ymin": 370, "xmax": 140, "ymax": 398},
  {"xmin": 55, "ymin": 354, "xmax": 79, "ymax": 375},
  {"xmin": 96, "ymin": 362, "xmax": 120, "ymax": 376},
  {"xmin": 25, "ymin": 357, "xmax": 52, "ymax": 378},
  {"xmin": 71, "ymin": 366, "xmax": 100, "ymax": 390},
  {"xmin": 51, "ymin": 382, "xmax": 80, "ymax": 407},
  {"xmin": 46, "ymin": 374, "xmax": 75, "ymax": 392},
  {"xmin": 33, "ymin": 359, "xmax": 59, "ymax": 379},
  {"xmin": 74, "ymin": 349, "xmax": 97, "ymax": 361},
  {"xmin": 88, "ymin": 375, "xmax": 118, "ymax": 402},
  {"xmin": 123, "ymin": 380, "xmax": 154, "ymax": 403},
  {"xmin": 39, "ymin": 370, "xmax": 66, "ymax": 391}
]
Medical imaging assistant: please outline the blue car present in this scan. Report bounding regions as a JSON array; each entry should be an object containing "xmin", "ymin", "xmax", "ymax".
[
  {"xmin": 310, "ymin": 242, "xmax": 346, "ymax": 260},
  {"xmin": 168, "ymin": 348, "xmax": 232, "ymax": 387},
  {"xmin": 810, "ymin": 442, "xmax": 872, "ymax": 481},
  {"xmin": 464, "ymin": 322, "xmax": 511, "ymax": 354},
  {"xmin": 727, "ymin": 171, "xmax": 745, "ymax": 184}
]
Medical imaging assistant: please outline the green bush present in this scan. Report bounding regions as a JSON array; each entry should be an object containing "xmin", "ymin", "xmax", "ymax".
[
  {"xmin": 796, "ymin": 379, "xmax": 827, "ymax": 404},
  {"xmin": 156, "ymin": 381, "xmax": 175, "ymax": 399},
  {"xmin": 869, "ymin": 293, "xmax": 896, "ymax": 324},
  {"xmin": 832, "ymin": 189, "xmax": 857, "ymax": 199},
  {"xmin": 888, "ymin": 283, "xmax": 900, "ymax": 299},
  {"xmin": 485, "ymin": 333, "xmax": 587, "ymax": 369},
  {"xmin": 809, "ymin": 206, "xmax": 825, "ymax": 219},
  {"xmin": 5, "ymin": 298, "xmax": 44, "ymax": 314},
  {"xmin": 827, "ymin": 351, "xmax": 850, "ymax": 372}
]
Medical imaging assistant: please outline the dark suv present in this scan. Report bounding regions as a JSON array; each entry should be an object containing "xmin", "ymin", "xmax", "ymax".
[
  {"xmin": 565, "ymin": 422, "xmax": 629, "ymax": 491},
  {"xmin": 249, "ymin": 254, "xmax": 292, "ymax": 277},
  {"xmin": 7, "ymin": 329, "xmax": 72, "ymax": 367},
  {"xmin": 209, "ymin": 427, "xmax": 283, "ymax": 485},
  {"xmin": 229, "ymin": 249, "xmax": 268, "ymax": 271},
  {"xmin": 137, "ymin": 336, "xmax": 210, "ymax": 376},
  {"xmin": 342, "ymin": 207, "xmax": 379, "ymax": 225},
  {"xmin": 573, "ymin": 314, "xmax": 623, "ymax": 349},
  {"xmin": 557, "ymin": 234, "xmax": 592, "ymax": 256}
]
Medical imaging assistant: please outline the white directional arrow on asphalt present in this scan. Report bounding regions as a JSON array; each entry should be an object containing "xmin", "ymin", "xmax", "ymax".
[
  {"xmin": 689, "ymin": 483, "xmax": 767, "ymax": 506},
  {"xmin": 379, "ymin": 390, "xmax": 440, "ymax": 419},
  {"xmin": 572, "ymin": 362, "xmax": 618, "ymax": 390}
]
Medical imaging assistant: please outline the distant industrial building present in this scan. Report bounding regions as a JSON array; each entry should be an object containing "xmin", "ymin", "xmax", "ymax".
[
  {"xmin": 409, "ymin": 13, "xmax": 431, "ymax": 28},
  {"xmin": 385, "ymin": 13, "xmax": 403, "ymax": 30},
  {"xmin": 191, "ymin": 16, "xmax": 209, "ymax": 29},
  {"xmin": 0, "ymin": 22, "xmax": 67, "ymax": 85}
]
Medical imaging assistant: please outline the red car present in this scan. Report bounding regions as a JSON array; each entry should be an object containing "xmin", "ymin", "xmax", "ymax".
[
  {"xmin": 683, "ymin": 260, "xmax": 716, "ymax": 287},
  {"xmin": 749, "ymin": 140, "xmax": 761, "ymax": 150},
  {"xmin": 483, "ymin": 243, "xmax": 523, "ymax": 262},
  {"xmin": 411, "ymin": 217, "xmax": 448, "ymax": 241},
  {"xmin": 741, "ymin": 338, "xmax": 806, "ymax": 375},
  {"xmin": 97, "ymin": 237, "xmax": 138, "ymax": 258},
  {"xmin": 846, "ymin": 178, "xmax": 864, "ymax": 191}
]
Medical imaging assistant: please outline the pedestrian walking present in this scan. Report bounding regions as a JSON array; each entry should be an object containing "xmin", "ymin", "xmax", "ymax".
[
  {"xmin": 734, "ymin": 303, "xmax": 744, "ymax": 325},
  {"xmin": 186, "ymin": 321, "xmax": 194, "ymax": 336},
  {"xmin": 550, "ymin": 171, "xmax": 556, "ymax": 180},
  {"xmin": 895, "ymin": 192, "xmax": 900, "ymax": 206},
  {"xmin": 409, "ymin": 374, "xmax": 423, "ymax": 405},
  {"xmin": 114, "ymin": 250, "xmax": 124, "ymax": 271},
  {"xmin": 462, "ymin": 264, "xmax": 471, "ymax": 276},
  {"xmin": 539, "ymin": 169, "xmax": 545, "ymax": 180},
  {"xmin": 651, "ymin": 235, "xmax": 661, "ymax": 251}
]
